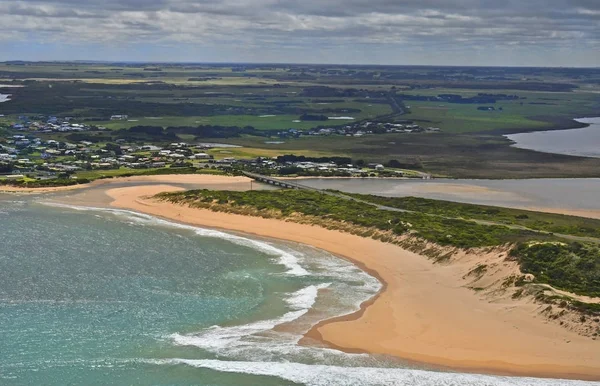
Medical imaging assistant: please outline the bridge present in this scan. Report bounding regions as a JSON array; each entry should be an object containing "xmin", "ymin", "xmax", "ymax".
[
  {"xmin": 242, "ymin": 171, "xmax": 320, "ymax": 191},
  {"xmin": 242, "ymin": 171, "xmax": 409, "ymax": 207},
  {"xmin": 241, "ymin": 171, "xmax": 600, "ymax": 244}
]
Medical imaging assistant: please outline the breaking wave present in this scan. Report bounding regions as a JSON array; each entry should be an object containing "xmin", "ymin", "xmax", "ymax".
[
  {"xmin": 41, "ymin": 201, "xmax": 594, "ymax": 386},
  {"xmin": 148, "ymin": 359, "xmax": 600, "ymax": 386}
]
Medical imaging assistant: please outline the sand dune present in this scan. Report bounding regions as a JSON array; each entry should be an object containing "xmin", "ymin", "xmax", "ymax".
[{"xmin": 99, "ymin": 179, "xmax": 600, "ymax": 381}]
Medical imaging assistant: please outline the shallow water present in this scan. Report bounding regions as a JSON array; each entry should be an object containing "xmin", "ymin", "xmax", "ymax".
[
  {"xmin": 295, "ymin": 177, "xmax": 600, "ymax": 212},
  {"xmin": 1, "ymin": 197, "xmax": 598, "ymax": 385},
  {"xmin": 506, "ymin": 117, "xmax": 600, "ymax": 158}
]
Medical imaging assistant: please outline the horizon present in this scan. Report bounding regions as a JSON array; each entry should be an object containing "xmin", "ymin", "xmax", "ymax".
[
  {"xmin": 1, "ymin": 60, "xmax": 599, "ymax": 69},
  {"xmin": 0, "ymin": 0, "xmax": 598, "ymax": 67}
]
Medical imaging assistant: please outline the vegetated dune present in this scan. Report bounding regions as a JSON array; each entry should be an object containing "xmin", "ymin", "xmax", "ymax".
[{"xmin": 94, "ymin": 180, "xmax": 600, "ymax": 381}]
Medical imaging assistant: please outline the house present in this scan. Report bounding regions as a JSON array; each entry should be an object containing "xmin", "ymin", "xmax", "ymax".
[
  {"xmin": 141, "ymin": 145, "xmax": 162, "ymax": 151},
  {"xmin": 190, "ymin": 153, "xmax": 211, "ymax": 160},
  {"xmin": 367, "ymin": 163, "xmax": 385, "ymax": 170}
]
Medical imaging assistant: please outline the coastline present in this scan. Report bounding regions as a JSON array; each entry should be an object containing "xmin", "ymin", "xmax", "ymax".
[
  {"xmin": 504, "ymin": 117, "xmax": 600, "ymax": 160},
  {"xmin": 8, "ymin": 175, "xmax": 600, "ymax": 222},
  {"xmin": 91, "ymin": 178, "xmax": 600, "ymax": 381},
  {"xmin": 0, "ymin": 183, "xmax": 90, "ymax": 193},
  {"xmin": 489, "ymin": 116, "xmax": 590, "ymax": 136},
  {"xmin": 0, "ymin": 174, "xmax": 253, "ymax": 194}
]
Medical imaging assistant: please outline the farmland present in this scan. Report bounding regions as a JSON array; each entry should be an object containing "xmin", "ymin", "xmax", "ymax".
[{"xmin": 1, "ymin": 62, "xmax": 600, "ymax": 179}]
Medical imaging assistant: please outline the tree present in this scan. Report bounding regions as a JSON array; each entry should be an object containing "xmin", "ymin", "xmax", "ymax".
[{"xmin": 104, "ymin": 143, "xmax": 123, "ymax": 156}]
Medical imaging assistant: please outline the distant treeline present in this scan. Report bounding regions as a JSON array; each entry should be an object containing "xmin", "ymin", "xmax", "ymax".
[
  {"xmin": 0, "ymin": 82, "xmax": 259, "ymax": 117},
  {"xmin": 397, "ymin": 93, "xmax": 522, "ymax": 104},
  {"xmin": 410, "ymin": 82, "xmax": 576, "ymax": 92},
  {"xmin": 165, "ymin": 125, "xmax": 266, "ymax": 138},
  {"xmin": 300, "ymin": 86, "xmax": 389, "ymax": 99},
  {"xmin": 125, "ymin": 125, "xmax": 266, "ymax": 140},
  {"xmin": 187, "ymin": 77, "xmax": 219, "ymax": 81},
  {"xmin": 64, "ymin": 125, "xmax": 268, "ymax": 143},
  {"xmin": 299, "ymin": 113, "xmax": 328, "ymax": 121},
  {"xmin": 275, "ymin": 154, "xmax": 352, "ymax": 165}
]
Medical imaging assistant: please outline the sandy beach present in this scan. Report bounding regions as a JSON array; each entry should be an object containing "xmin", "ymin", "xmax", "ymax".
[
  {"xmin": 0, "ymin": 183, "xmax": 90, "ymax": 193},
  {"xmin": 82, "ymin": 176, "xmax": 600, "ymax": 381},
  {"xmin": 0, "ymin": 174, "xmax": 255, "ymax": 194}
]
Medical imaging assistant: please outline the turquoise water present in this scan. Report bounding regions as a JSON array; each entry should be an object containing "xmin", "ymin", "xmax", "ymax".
[{"xmin": 1, "ymin": 197, "xmax": 598, "ymax": 385}]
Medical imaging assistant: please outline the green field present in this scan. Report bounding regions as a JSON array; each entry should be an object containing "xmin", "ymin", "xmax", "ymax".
[
  {"xmin": 404, "ymin": 90, "xmax": 599, "ymax": 133},
  {"xmin": 2, "ymin": 62, "xmax": 600, "ymax": 178},
  {"xmin": 87, "ymin": 114, "xmax": 356, "ymax": 131}
]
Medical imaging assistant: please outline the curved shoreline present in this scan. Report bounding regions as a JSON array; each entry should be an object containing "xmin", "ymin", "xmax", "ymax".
[
  {"xmin": 489, "ymin": 116, "xmax": 590, "ymax": 136},
  {"xmin": 0, "ymin": 174, "xmax": 252, "ymax": 194},
  {"xmin": 74, "ymin": 178, "xmax": 600, "ymax": 382},
  {"xmin": 504, "ymin": 117, "xmax": 600, "ymax": 159}
]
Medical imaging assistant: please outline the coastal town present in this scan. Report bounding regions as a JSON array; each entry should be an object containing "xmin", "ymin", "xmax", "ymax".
[
  {"xmin": 276, "ymin": 120, "xmax": 440, "ymax": 139},
  {"xmin": 0, "ymin": 113, "xmax": 432, "ymax": 181}
]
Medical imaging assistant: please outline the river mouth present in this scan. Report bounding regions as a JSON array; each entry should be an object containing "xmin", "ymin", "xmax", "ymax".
[{"xmin": 504, "ymin": 117, "xmax": 600, "ymax": 158}]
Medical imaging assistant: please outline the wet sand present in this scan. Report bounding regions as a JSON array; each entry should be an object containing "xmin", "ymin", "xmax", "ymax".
[{"xmin": 84, "ymin": 176, "xmax": 600, "ymax": 381}]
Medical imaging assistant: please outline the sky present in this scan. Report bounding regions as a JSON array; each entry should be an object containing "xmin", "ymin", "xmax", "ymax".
[{"xmin": 0, "ymin": 0, "xmax": 599, "ymax": 66}]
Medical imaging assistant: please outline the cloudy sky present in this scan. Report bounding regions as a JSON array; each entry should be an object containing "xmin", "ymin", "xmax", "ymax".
[{"xmin": 0, "ymin": 0, "xmax": 599, "ymax": 66}]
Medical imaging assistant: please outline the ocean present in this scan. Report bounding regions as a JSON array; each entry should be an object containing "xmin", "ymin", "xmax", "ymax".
[{"xmin": 0, "ymin": 196, "xmax": 598, "ymax": 386}]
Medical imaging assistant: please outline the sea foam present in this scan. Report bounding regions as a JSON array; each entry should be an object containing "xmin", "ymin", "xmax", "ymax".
[
  {"xmin": 150, "ymin": 359, "xmax": 600, "ymax": 386},
  {"xmin": 171, "ymin": 284, "xmax": 331, "ymax": 354}
]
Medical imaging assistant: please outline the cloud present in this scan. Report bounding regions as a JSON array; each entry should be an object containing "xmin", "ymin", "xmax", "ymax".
[{"xmin": 0, "ymin": 0, "xmax": 598, "ymax": 65}]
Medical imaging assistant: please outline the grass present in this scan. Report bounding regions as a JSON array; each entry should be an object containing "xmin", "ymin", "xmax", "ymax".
[
  {"xmin": 406, "ymin": 101, "xmax": 548, "ymax": 133},
  {"xmin": 340, "ymin": 195, "xmax": 600, "ymax": 239},
  {"xmin": 404, "ymin": 88, "xmax": 599, "ymax": 134},
  {"xmin": 215, "ymin": 132, "xmax": 600, "ymax": 179},
  {"xmin": 511, "ymin": 242, "xmax": 600, "ymax": 298},
  {"xmin": 205, "ymin": 147, "xmax": 332, "ymax": 160},
  {"xmin": 156, "ymin": 188, "xmax": 600, "ymax": 299},
  {"xmin": 86, "ymin": 114, "xmax": 345, "ymax": 131},
  {"xmin": 156, "ymin": 188, "xmax": 543, "ymax": 249}
]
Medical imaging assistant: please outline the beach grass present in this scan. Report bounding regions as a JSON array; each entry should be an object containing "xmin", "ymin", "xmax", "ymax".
[
  {"xmin": 155, "ymin": 189, "xmax": 543, "ymax": 249},
  {"xmin": 340, "ymin": 194, "xmax": 600, "ymax": 239},
  {"xmin": 155, "ymin": 188, "xmax": 600, "ymax": 299}
]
